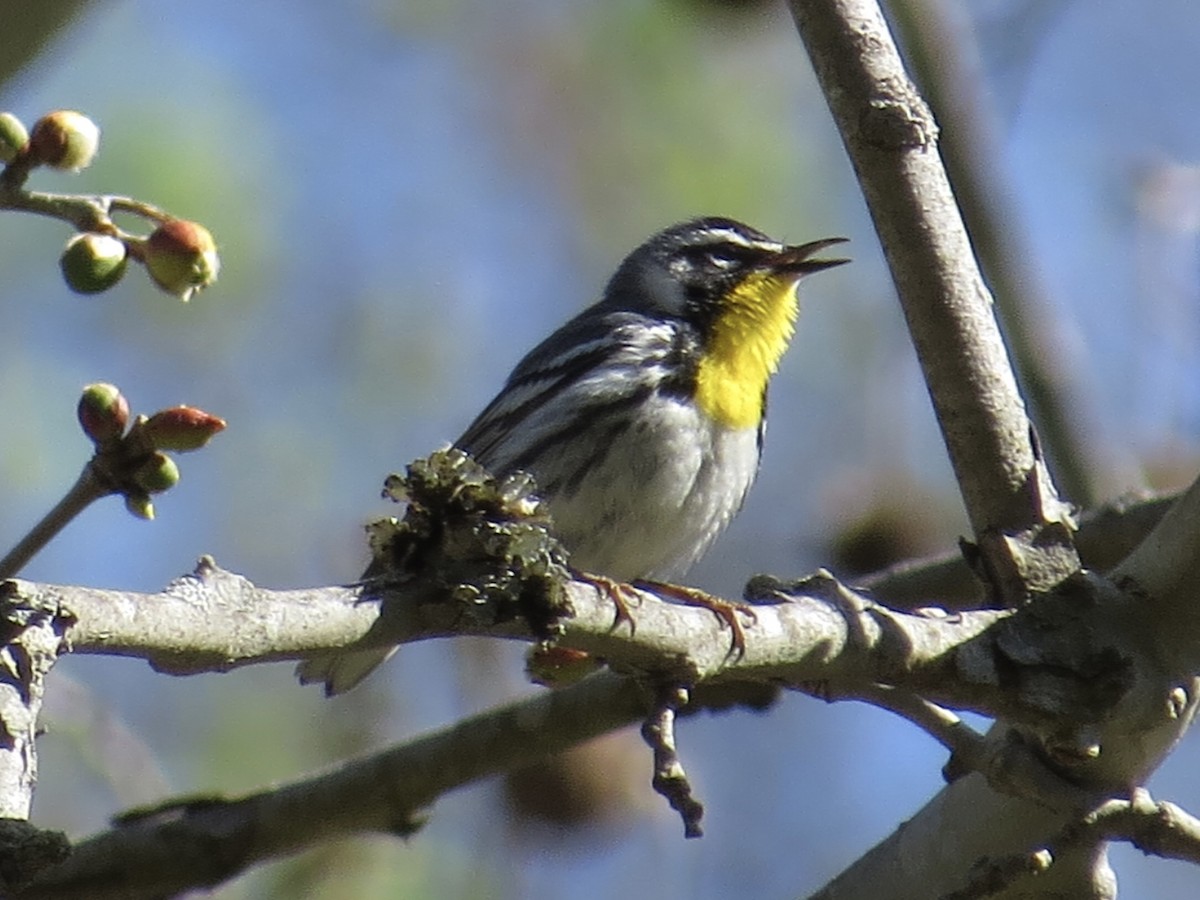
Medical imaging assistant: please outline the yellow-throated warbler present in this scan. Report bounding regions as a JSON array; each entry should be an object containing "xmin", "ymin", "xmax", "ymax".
[{"xmin": 300, "ymin": 217, "xmax": 847, "ymax": 694}]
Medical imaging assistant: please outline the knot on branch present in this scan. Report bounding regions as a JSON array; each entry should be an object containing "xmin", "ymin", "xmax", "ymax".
[
  {"xmin": 964, "ymin": 450, "xmax": 1081, "ymax": 608},
  {"xmin": 861, "ymin": 81, "xmax": 938, "ymax": 151},
  {"xmin": 369, "ymin": 448, "xmax": 573, "ymax": 636},
  {"xmin": 957, "ymin": 571, "xmax": 1135, "ymax": 726},
  {"xmin": 0, "ymin": 581, "xmax": 74, "ymax": 699}
]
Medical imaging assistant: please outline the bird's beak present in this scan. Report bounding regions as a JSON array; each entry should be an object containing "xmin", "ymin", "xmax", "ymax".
[{"xmin": 768, "ymin": 237, "xmax": 850, "ymax": 276}]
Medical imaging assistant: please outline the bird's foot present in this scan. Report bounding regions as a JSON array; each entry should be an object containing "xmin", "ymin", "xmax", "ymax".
[
  {"xmin": 578, "ymin": 572, "xmax": 640, "ymax": 634},
  {"xmin": 633, "ymin": 581, "xmax": 756, "ymax": 659}
]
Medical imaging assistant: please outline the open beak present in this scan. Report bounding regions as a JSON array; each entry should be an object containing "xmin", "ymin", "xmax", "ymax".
[{"xmin": 768, "ymin": 237, "xmax": 850, "ymax": 276}]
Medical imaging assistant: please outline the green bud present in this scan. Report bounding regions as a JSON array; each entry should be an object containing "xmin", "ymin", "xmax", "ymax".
[
  {"xmin": 131, "ymin": 452, "xmax": 181, "ymax": 494},
  {"xmin": 143, "ymin": 219, "xmax": 220, "ymax": 301},
  {"xmin": 60, "ymin": 233, "xmax": 128, "ymax": 294},
  {"xmin": 27, "ymin": 110, "xmax": 100, "ymax": 171},
  {"xmin": 141, "ymin": 406, "xmax": 226, "ymax": 451},
  {"xmin": 77, "ymin": 382, "xmax": 130, "ymax": 444},
  {"xmin": 124, "ymin": 491, "xmax": 155, "ymax": 521},
  {"xmin": 0, "ymin": 112, "xmax": 29, "ymax": 164}
]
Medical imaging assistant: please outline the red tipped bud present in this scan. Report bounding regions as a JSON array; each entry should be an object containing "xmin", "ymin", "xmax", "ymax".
[
  {"xmin": 142, "ymin": 406, "xmax": 226, "ymax": 452},
  {"xmin": 27, "ymin": 110, "xmax": 100, "ymax": 171},
  {"xmin": 0, "ymin": 112, "xmax": 29, "ymax": 164},
  {"xmin": 143, "ymin": 219, "xmax": 219, "ymax": 301},
  {"xmin": 526, "ymin": 644, "xmax": 601, "ymax": 688},
  {"xmin": 77, "ymin": 383, "xmax": 129, "ymax": 444},
  {"xmin": 131, "ymin": 452, "xmax": 180, "ymax": 494},
  {"xmin": 60, "ymin": 233, "xmax": 128, "ymax": 294},
  {"xmin": 124, "ymin": 491, "xmax": 155, "ymax": 521}
]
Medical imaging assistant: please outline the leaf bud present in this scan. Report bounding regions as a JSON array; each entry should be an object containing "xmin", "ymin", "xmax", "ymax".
[
  {"xmin": 27, "ymin": 110, "xmax": 100, "ymax": 171},
  {"xmin": 142, "ymin": 406, "xmax": 227, "ymax": 452},
  {"xmin": 60, "ymin": 233, "xmax": 128, "ymax": 294},
  {"xmin": 77, "ymin": 382, "xmax": 130, "ymax": 444},
  {"xmin": 0, "ymin": 112, "xmax": 29, "ymax": 164},
  {"xmin": 143, "ymin": 219, "xmax": 220, "ymax": 301},
  {"xmin": 131, "ymin": 452, "xmax": 181, "ymax": 494},
  {"xmin": 123, "ymin": 491, "xmax": 155, "ymax": 521}
]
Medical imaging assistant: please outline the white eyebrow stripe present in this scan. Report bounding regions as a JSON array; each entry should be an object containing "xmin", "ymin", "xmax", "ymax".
[{"xmin": 693, "ymin": 226, "xmax": 782, "ymax": 252}]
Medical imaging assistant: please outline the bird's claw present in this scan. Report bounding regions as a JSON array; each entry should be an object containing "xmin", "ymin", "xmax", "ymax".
[
  {"xmin": 579, "ymin": 572, "xmax": 640, "ymax": 634},
  {"xmin": 634, "ymin": 580, "xmax": 755, "ymax": 659}
]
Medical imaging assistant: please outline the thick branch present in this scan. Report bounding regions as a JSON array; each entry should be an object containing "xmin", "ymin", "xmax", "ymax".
[
  {"xmin": 1111, "ymin": 472, "xmax": 1200, "ymax": 681},
  {"xmin": 19, "ymin": 561, "xmax": 989, "ymax": 685},
  {"xmin": 0, "ymin": 588, "xmax": 70, "ymax": 822},
  {"xmin": 16, "ymin": 673, "xmax": 653, "ymax": 900},
  {"xmin": 14, "ymin": 559, "xmax": 1174, "ymax": 900},
  {"xmin": 786, "ymin": 3, "xmax": 1197, "ymax": 896},
  {"xmin": 788, "ymin": 0, "xmax": 1068, "ymax": 545},
  {"xmin": 862, "ymin": 491, "xmax": 1174, "ymax": 610},
  {"xmin": 887, "ymin": 0, "xmax": 1102, "ymax": 506},
  {"xmin": 0, "ymin": 542, "xmax": 1184, "ymax": 898},
  {"xmin": 1113, "ymin": 474, "xmax": 1200, "ymax": 618},
  {"xmin": 0, "ymin": 559, "xmax": 1154, "ymax": 733}
]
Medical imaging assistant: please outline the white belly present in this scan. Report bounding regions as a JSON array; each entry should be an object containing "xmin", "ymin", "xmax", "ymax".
[{"xmin": 525, "ymin": 393, "xmax": 761, "ymax": 581}]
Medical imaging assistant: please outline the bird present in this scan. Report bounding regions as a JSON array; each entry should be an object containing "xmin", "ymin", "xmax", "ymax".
[{"xmin": 298, "ymin": 217, "xmax": 847, "ymax": 695}]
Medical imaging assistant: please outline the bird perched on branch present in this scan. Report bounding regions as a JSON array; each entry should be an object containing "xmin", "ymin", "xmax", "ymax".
[{"xmin": 299, "ymin": 217, "xmax": 847, "ymax": 695}]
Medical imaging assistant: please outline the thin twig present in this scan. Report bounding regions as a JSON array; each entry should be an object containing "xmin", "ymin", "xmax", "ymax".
[
  {"xmin": 641, "ymin": 683, "xmax": 704, "ymax": 838},
  {"xmin": 0, "ymin": 187, "xmax": 171, "ymax": 237},
  {"xmin": 0, "ymin": 463, "xmax": 111, "ymax": 579},
  {"xmin": 817, "ymin": 681, "xmax": 981, "ymax": 757}
]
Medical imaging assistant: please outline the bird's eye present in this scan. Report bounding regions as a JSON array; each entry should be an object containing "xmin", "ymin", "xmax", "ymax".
[
  {"xmin": 705, "ymin": 252, "xmax": 737, "ymax": 270},
  {"xmin": 681, "ymin": 247, "xmax": 738, "ymax": 273}
]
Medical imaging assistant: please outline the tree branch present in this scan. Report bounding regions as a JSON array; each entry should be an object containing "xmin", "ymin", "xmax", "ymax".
[
  {"xmin": 4, "ymin": 551, "xmax": 1179, "ymax": 898},
  {"xmin": 16, "ymin": 673, "xmax": 654, "ymax": 900},
  {"xmin": 950, "ymin": 790, "xmax": 1200, "ymax": 898},
  {"xmin": 785, "ymin": 2, "xmax": 1200, "ymax": 896},
  {"xmin": 0, "ymin": 465, "xmax": 109, "ymax": 581},
  {"xmin": 886, "ymin": 0, "xmax": 1103, "ymax": 507},
  {"xmin": 12, "ymin": 560, "xmax": 1147, "ymax": 729},
  {"xmin": 862, "ymin": 491, "xmax": 1175, "ymax": 611},
  {"xmin": 789, "ymin": 0, "xmax": 1066, "ymax": 544}
]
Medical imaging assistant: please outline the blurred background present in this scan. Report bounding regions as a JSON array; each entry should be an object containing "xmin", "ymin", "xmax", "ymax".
[{"xmin": 2, "ymin": 0, "xmax": 1200, "ymax": 896}]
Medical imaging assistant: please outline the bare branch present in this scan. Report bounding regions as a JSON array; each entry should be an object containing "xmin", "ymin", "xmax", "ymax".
[
  {"xmin": 1113, "ymin": 473, "xmax": 1200, "ymax": 621},
  {"xmin": 641, "ymin": 683, "xmax": 703, "ymax": 838},
  {"xmin": 0, "ymin": 188, "xmax": 172, "ymax": 238},
  {"xmin": 16, "ymin": 673, "xmax": 654, "ymax": 900},
  {"xmin": 815, "ymin": 681, "xmax": 983, "ymax": 758},
  {"xmin": 862, "ymin": 492, "xmax": 1175, "ymax": 611},
  {"xmin": 0, "ymin": 583, "xmax": 70, "ymax": 820},
  {"xmin": 0, "ymin": 557, "xmax": 1156, "ymax": 734},
  {"xmin": 949, "ymin": 790, "xmax": 1200, "ymax": 898},
  {"xmin": 0, "ymin": 553, "xmax": 1181, "ymax": 898},
  {"xmin": 785, "ymin": 3, "xmax": 1199, "ymax": 896},
  {"xmin": 788, "ymin": 0, "xmax": 1066, "ymax": 544},
  {"xmin": 0, "ymin": 465, "xmax": 109, "ymax": 580},
  {"xmin": 886, "ymin": 0, "xmax": 1103, "ymax": 506}
]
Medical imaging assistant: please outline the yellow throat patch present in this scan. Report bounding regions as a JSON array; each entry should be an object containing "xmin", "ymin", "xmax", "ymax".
[{"xmin": 694, "ymin": 271, "xmax": 799, "ymax": 430}]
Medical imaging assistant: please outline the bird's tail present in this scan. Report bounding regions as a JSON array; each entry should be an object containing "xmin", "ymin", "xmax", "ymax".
[{"xmin": 295, "ymin": 646, "xmax": 397, "ymax": 697}]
